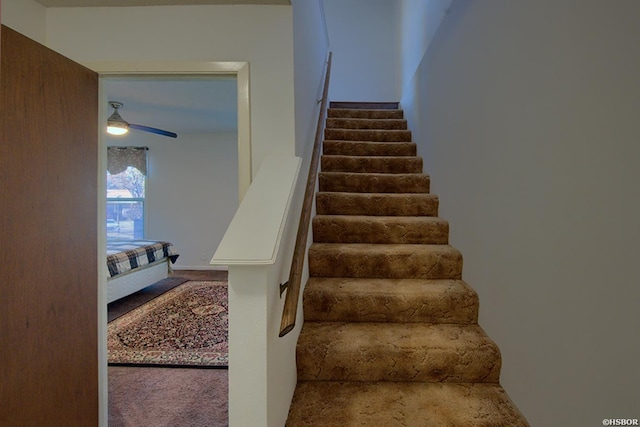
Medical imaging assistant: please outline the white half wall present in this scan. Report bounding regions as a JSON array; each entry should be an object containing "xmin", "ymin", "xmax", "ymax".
[
  {"xmin": 45, "ymin": 5, "xmax": 295, "ymax": 178},
  {"xmin": 402, "ymin": 1, "xmax": 640, "ymax": 425},
  {"xmin": 323, "ymin": 0, "xmax": 401, "ymax": 101}
]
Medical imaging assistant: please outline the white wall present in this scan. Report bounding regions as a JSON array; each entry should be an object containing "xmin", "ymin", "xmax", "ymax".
[
  {"xmin": 402, "ymin": 1, "xmax": 640, "ymax": 425},
  {"xmin": 399, "ymin": 0, "xmax": 451, "ymax": 105},
  {"xmin": 293, "ymin": 0, "xmax": 330, "ymax": 159},
  {"xmin": 323, "ymin": 0, "xmax": 401, "ymax": 101},
  {"xmin": 45, "ymin": 5, "xmax": 295, "ymax": 179},
  {"xmin": 1, "ymin": 0, "xmax": 46, "ymax": 44},
  {"xmin": 107, "ymin": 131, "xmax": 238, "ymax": 269}
]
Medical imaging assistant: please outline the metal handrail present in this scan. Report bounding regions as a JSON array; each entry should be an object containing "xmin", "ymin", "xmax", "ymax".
[{"xmin": 279, "ymin": 52, "xmax": 332, "ymax": 337}]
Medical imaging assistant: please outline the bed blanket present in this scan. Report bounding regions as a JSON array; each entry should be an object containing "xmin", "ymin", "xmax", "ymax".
[{"xmin": 107, "ymin": 240, "xmax": 179, "ymax": 278}]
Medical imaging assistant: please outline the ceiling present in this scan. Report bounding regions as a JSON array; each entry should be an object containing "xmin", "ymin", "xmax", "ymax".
[
  {"xmin": 36, "ymin": 0, "xmax": 289, "ymax": 7},
  {"xmin": 35, "ymin": 0, "xmax": 286, "ymax": 137},
  {"xmin": 103, "ymin": 75, "xmax": 238, "ymax": 137}
]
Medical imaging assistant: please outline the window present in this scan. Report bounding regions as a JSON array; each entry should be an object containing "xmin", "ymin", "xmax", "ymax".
[{"xmin": 106, "ymin": 147, "xmax": 147, "ymax": 240}]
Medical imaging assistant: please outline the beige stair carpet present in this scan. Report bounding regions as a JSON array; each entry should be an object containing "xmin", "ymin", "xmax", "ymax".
[{"xmin": 286, "ymin": 101, "xmax": 528, "ymax": 426}]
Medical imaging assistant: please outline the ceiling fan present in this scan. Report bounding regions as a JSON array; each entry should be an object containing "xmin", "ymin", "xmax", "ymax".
[{"xmin": 107, "ymin": 101, "xmax": 177, "ymax": 138}]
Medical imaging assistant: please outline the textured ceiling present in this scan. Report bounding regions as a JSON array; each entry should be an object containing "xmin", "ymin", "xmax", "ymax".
[{"xmin": 36, "ymin": 0, "xmax": 289, "ymax": 7}]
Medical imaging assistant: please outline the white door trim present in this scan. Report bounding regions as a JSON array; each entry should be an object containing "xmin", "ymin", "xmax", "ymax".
[{"xmin": 86, "ymin": 60, "xmax": 250, "ymax": 427}]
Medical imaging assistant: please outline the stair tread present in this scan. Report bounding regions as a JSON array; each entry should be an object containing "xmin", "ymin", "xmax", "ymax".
[
  {"xmin": 310, "ymin": 242, "xmax": 459, "ymax": 251},
  {"xmin": 320, "ymin": 171, "xmax": 428, "ymax": 177},
  {"xmin": 321, "ymin": 155, "xmax": 423, "ymax": 174},
  {"xmin": 316, "ymin": 192, "xmax": 438, "ymax": 216},
  {"xmin": 330, "ymin": 101, "xmax": 399, "ymax": 109},
  {"xmin": 327, "ymin": 108, "xmax": 404, "ymax": 119},
  {"xmin": 327, "ymin": 118, "xmax": 407, "ymax": 123},
  {"xmin": 313, "ymin": 215, "xmax": 448, "ymax": 244},
  {"xmin": 326, "ymin": 118, "xmax": 408, "ymax": 130},
  {"xmin": 304, "ymin": 277, "xmax": 478, "ymax": 323},
  {"xmin": 296, "ymin": 322, "xmax": 501, "ymax": 382},
  {"xmin": 325, "ymin": 129, "xmax": 412, "ymax": 141},
  {"xmin": 319, "ymin": 172, "xmax": 430, "ymax": 194},
  {"xmin": 323, "ymin": 140, "xmax": 417, "ymax": 156},
  {"xmin": 313, "ymin": 214, "xmax": 446, "ymax": 222},
  {"xmin": 321, "ymin": 154, "xmax": 421, "ymax": 160},
  {"xmin": 287, "ymin": 381, "xmax": 529, "ymax": 426},
  {"xmin": 309, "ymin": 243, "xmax": 463, "ymax": 279}
]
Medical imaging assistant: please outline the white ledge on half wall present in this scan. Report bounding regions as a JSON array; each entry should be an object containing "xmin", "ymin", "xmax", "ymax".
[{"xmin": 210, "ymin": 154, "xmax": 301, "ymax": 266}]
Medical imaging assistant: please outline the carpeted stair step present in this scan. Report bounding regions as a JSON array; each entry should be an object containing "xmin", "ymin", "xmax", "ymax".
[
  {"xmin": 323, "ymin": 140, "xmax": 416, "ymax": 156},
  {"xmin": 296, "ymin": 322, "xmax": 501, "ymax": 382},
  {"xmin": 326, "ymin": 117, "xmax": 407, "ymax": 130},
  {"xmin": 319, "ymin": 172, "xmax": 429, "ymax": 193},
  {"xmin": 308, "ymin": 243, "xmax": 462, "ymax": 279},
  {"xmin": 303, "ymin": 277, "xmax": 478, "ymax": 324},
  {"xmin": 313, "ymin": 215, "xmax": 448, "ymax": 244},
  {"xmin": 325, "ymin": 128, "xmax": 412, "ymax": 142},
  {"xmin": 286, "ymin": 382, "xmax": 529, "ymax": 426},
  {"xmin": 330, "ymin": 101, "xmax": 399, "ymax": 109},
  {"xmin": 321, "ymin": 155, "xmax": 423, "ymax": 174},
  {"xmin": 328, "ymin": 108, "xmax": 404, "ymax": 120},
  {"xmin": 316, "ymin": 192, "xmax": 439, "ymax": 216}
]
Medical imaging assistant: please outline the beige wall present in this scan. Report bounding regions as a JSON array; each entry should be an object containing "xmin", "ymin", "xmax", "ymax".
[
  {"xmin": 45, "ymin": 4, "xmax": 295, "ymax": 179},
  {"xmin": 323, "ymin": 0, "xmax": 401, "ymax": 101},
  {"xmin": 107, "ymin": 131, "xmax": 239, "ymax": 269},
  {"xmin": 402, "ymin": 0, "xmax": 640, "ymax": 425},
  {"xmin": 1, "ymin": 0, "xmax": 46, "ymax": 43}
]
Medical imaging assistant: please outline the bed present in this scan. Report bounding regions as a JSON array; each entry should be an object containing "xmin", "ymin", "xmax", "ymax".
[{"xmin": 106, "ymin": 239, "xmax": 179, "ymax": 303}]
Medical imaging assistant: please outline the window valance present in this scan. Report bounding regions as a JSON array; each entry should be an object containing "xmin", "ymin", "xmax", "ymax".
[{"xmin": 107, "ymin": 147, "xmax": 148, "ymax": 175}]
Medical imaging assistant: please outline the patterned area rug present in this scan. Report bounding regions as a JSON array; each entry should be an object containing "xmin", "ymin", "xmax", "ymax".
[{"xmin": 108, "ymin": 281, "xmax": 228, "ymax": 367}]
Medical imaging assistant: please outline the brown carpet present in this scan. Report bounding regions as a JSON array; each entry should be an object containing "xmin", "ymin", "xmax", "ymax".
[
  {"xmin": 286, "ymin": 102, "xmax": 529, "ymax": 426},
  {"xmin": 109, "ymin": 270, "xmax": 228, "ymax": 427},
  {"xmin": 109, "ymin": 366, "xmax": 228, "ymax": 427},
  {"xmin": 108, "ymin": 281, "xmax": 228, "ymax": 367}
]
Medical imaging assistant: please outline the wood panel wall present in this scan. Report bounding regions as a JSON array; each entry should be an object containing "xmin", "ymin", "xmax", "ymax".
[{"xmin": 0, "ymin": 25, "xmax": 99, "ymax": 425}]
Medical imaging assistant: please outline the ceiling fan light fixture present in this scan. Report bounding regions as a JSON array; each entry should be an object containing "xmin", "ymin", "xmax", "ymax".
[
  {"xmin": 107, "ymin": 122, "xmax": 129, "ymax": 135},
  {"xmin": 107, "ymin": 102, "xmax": 129, "ymax": 135},
  {"xmin": 106, "ymin": 100, "xmax": 177, "ymax": 138}
]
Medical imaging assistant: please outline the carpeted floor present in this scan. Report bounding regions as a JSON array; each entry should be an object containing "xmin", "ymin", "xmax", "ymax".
[{"xmin": 108, "ymin": 270, "xmax": 228, "ymax": 427}]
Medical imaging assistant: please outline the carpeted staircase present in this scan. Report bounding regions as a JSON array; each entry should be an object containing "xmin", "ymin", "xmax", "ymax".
[{"xmin": 286, "ymin": 102, "xmax": 529, "ymax": 426}]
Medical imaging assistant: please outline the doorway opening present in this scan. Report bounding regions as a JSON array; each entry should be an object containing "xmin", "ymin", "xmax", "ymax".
[{"xmin": 91, "ymin": 61, "xmax": 250, "ymax": 424}]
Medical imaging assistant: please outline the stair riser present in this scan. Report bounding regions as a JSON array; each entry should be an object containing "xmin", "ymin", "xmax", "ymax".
[
  {"xmin": 313, "ymin": 216, "xmax": 448, "ymax": 244},
  {"xmin": 308, "ymin": 244, "xmax": 462, "ymax": 279},
  {"xmin": 325, "ymin": 129, "xmax": 412, "ymax": 142},
  {"xmin": 319, "ymin": 173, "xmax": 430, "ymax": 193},
  {"xmin": 330, "ymin": 102, "xmax": 399, "ymax": 109},
  {"xmin": 328, "ymin": 108, "xmax": 404, "ymax": 119},
  {"xmin": 316, "ymin": 193, "xmax": 439, "ymax": 216},
  {"xmin": 326, "ymin": 118, "xmax": 407, "ymax": 130},
  {"xmin": 321, "ymin": 156, "xmax": 423, "ymax": 174},
  {"xmin": 303, "ymin": 279, "xmax": 479, "ymax": 324},
  {"xmin": 323, "ymin": 141, "xmax": 416, "ymax": 157},
  {"xmin": 297, "ymin": 323, "xmax": 501, "ymax": 383}
]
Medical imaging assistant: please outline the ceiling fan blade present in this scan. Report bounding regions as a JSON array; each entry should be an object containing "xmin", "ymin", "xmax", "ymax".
[{"xmin": 129, "ymin": 123, "xmax": 177, "ymax": 138}]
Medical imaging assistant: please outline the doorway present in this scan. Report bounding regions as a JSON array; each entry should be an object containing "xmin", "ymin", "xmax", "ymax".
[{"xmin": 90, "ymin": 61, "xmax": 250, "ymax": 423}]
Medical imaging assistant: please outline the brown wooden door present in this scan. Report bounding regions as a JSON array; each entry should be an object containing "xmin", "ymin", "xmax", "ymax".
[{"xmin": 0, "ymin": 25, "xmax": 99, "ymax": 425}]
